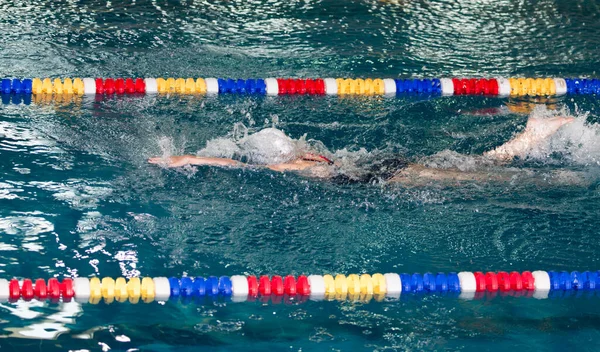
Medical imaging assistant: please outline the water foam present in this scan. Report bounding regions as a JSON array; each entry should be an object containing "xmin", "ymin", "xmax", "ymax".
[
  {"xmin": 154, "ymin": 136, "xmax": 198, "ymax": 176},
  {"xmin": 426, "ymin": 105, "xmax": 600, "ymax": 170},
  {"xmin": 525, "ymin": 105, "xmax": 600, "ymax": 166},
  {"xmin": 156, "ymin": 136, "xmax": 184, "ymax": 163},
  {"xmin": 195, "ymin": 125, "xmax": 308, "ymax": 165}
]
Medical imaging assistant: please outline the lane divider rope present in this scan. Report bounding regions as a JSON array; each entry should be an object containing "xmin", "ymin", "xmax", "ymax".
[
  {"xmin": 0, "ymin": 270, "xmax": 595, "ymax": 304},
  {"xmin": 0, "ymin": 77, "xmax": 594, "ymax": 101}
]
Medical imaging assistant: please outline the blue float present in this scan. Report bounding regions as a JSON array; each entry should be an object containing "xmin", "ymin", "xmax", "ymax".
[
  {"xmin": 548, "ymin": 271, "xmax": 560, "ymax": 290},
  {"xmin": 1, "ymin": 79, "xmax": 11, "ymax": 94},
  {"xmin": 400, "ymin": 273, "xmax": 412, "ymax": 292},
  {"xmin": 255, "ymin": 79, "xmax": 266, "ymax": 94},
  {"xmin": 423, "ymin": 273, "xmax": 436, "ymax": 292},
  {"xmin": 570, "ymin": 271, "xmax": 582, "ymax": 290},
  {"xmin": 431, "ymin": 79, "xmax": 442, "ymax": 94},
  {"xmin": 410, "ymin": 273, "xmax": 424, "ymax": 292},
  {"xmin": 447, "ymin": 272, "xmax": 460, "ymax": 292},
  {"xmin": 435, "ymin": 273, "xmax": 448, "ymax": 292},
  {"xmin": 565, "ymin": 79, "xmax": 576, "ymax": 94},
  {"xmin": 206, "ymin": 276, "xmax": 219, "ymax": 296},
  {"xmin": 192, "ymin": 277, "xmax": 206, "ymax": 296},
  {"xmin": 168, "ymin": 277, "xmax": 181, "ymax": 298},
  {"xmin": 559, "ymin": 271, "xmax": 572, "ymax": 290},
  {"xmin": 179, "ymin": 277, "xmax": 194, "ymax": 297},
  {"xmin": 21, "ymin": 79, "xmax": 32, "ymax": 94},
  {"xmin": 218, "ymin": 276, "xmax": 233, "ymax": 296},
  {"xmin": 11, "ymin": 79, "xmax": 21, "ymax": 94}
]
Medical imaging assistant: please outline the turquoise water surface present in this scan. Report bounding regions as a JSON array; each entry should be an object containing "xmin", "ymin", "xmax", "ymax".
[{"xmin": 2, "ymin": 0, "xmax": 600, "ymax": 351}]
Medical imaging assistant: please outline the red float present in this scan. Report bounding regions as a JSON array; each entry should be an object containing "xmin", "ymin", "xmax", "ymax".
[
  {"xmin": 476, "ymin": 79, "xmax": 486, "ymax": 94},
  {"xmin": 125, "ymin": 78, "xmax": 135, "ymax": 94},
  {"xmin": 474, "ymin": 272, "xmax": 486, "ymax": 292},
  {"xmin": 34, "ymin": 279, "xmax": 47, "ymax": 299},
  {"xmin": 488, "ymin": 79, "xmax": 499, "ymax": 95},
  {"xmin": 452, "ymin": 78, "xmax": 462, "ymax": 95},
  {"xmin": 62, "ymin": 278, "xmax": 74, "ymax": 299},
  {"xmin": 258, "ymin": 275, "xmax": 271, "ymax": 296},
  {"xmin": 485, "ymin": 79, "xmax": 498, "ymax": 95},
  {"xmin": 47, "ymin": 278, "xmax": 60, "ymax": 299},
  {"xmin": 466, "ymin": 78, "xmax": 477, "ymax": 95},
  {"xmin": 286, "ymin": 79, "xmax": 297, "ymax": 95},
  {"xmin": 134, "ymin": 78, "xmax": 145, "ymax": 93},
  {"xmin": 21, "ymin": 279, "xmax": 34, "ymax": 300},
  {"xmin": 485, "ymin": 272, "xmax": 499, "ymax": 291},
  {"xmin": 271, "ymin": 275, "xmax": 284, "ymax": 295},
  {"xmin": 314, "ymin": 79, "xmax": 325, "ymax": 95},
  {"xmin": 305, "ymin": 79, "xmax": 316, "ymax": 94},
  {"xmin": 509, "ymin": 272, "xmax": 523, "ymax": 291},
  {"xmin": 8, "ymin": 279, "xmax": 19, "ymax": 300},
  {"xmin": 115, "ymin": 78, "xmax": 125, "ymax": 94},
  {"xmin": 103, "ymin": 78, "xmax": 116, "ymax": 94},
  {"xmin": 521, "ymin": 271, "xmax": 535, "ymax": 290},
  {"xmin": 496, "ymin": 271, "xmax": 511, "ymax": 291},
  {"xmin": 277, "ymin": 79, "xmax": 287, "ymax": 94},
  {"xmin": 296, "ymin": 275, "xmax": 310, "ymax": 295},
  {"xmin": 479, "ymin": 79, "xmax": 489, "ymax": 95},
  {"xmin": 283, "ymin": 275, "xmax": 297, "ymax": 295},
  {"xmin": 95, "ymin": 78, "xmax": 104, "ymax": 94},
  {"xmin": 475, "ymin": 79, "xmax": 487, "ymax": 95},
  {"xmin": 294, "ymin": 80, "xmax": 306, "ymax": 95},
  {"xmin": 458, "ymin": 78, "xmax": 471, "ymax": 95},
  {"xmin": 247, "ymin": 275, "xmax": 258, "ymax": 297}
]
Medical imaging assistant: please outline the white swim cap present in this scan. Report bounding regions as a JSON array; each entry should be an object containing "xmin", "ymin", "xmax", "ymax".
[{"xmin": 239, "ymin": 128, "xmax": 297, "ymax": 165}]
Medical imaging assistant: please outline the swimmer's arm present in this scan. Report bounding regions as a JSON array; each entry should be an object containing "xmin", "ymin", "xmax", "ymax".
[
  {"xmin": 388, "ymin": 164, "xmax": 513, "ymax": 184},
  {"xmin": 389, "ymin": 164, "xmax": 589, "ymax": 187},
  {"xmin": 148, "ymin": 155, "xmax": 244, "ymax": 168},
  {"xmin": 148, "ymin": 156, "xmax": 317, "ymax": 172},
  {"xmin": 265, "ymin": 160, "xmax": 316, "ymax": 172},
  {"xmin": 483, "ymin": 116, "xmax": 575, "ymax": 162},
  {"xmin": 483, "ymin": 132, "xmax": 533, "ymax": 162}
]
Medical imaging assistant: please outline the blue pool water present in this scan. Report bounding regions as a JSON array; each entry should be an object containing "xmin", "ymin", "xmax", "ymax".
[{"xmin": 2, "ymin": 0, "xmax": 600, "ymax": 350}]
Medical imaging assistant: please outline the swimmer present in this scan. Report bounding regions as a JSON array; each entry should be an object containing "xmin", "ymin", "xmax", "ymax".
[{"xmin": 148, "ymin": 115, "xmax": 575, "ymax": 184}]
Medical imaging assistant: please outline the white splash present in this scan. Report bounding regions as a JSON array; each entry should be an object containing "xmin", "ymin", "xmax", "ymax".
[
  {"xmin": 524, "ymin": 105, "xmax": 600, "ymax": 166},
  {"xmin": 197, "ymin": 138, "xmax": 241, "ymax": 159},
  {"xmin": 196, "ymin": 126, "xmax": 307, "ymax": 165},
  {"xmin": 424, "ymin": 105, "xmax": 600, "ymax": 170},
  {"xmin": 153, "ymin": 136, "xmax": 185, "ymax": 166}
]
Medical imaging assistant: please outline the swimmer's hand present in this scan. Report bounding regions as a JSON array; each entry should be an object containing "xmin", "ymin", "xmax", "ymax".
[
  {"xmin": 148, "ymin": 155, "xmax": 242, "ymax": 168},
  {"xmin": 524, "ymin": 115, "xmax": 575, "ymax": 140},
  {"xmin": 148, "ymin": 155, "xmax": 195, "ymax": 167},
  {"xmin": 484, "ymin": 115, "xmax": 575, "ymax": 162}
]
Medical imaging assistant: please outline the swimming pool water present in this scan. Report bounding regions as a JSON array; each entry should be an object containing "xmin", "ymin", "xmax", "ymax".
[{"xmin": 1, "ymin": 0, "xmax": 600, "ymax": 350}]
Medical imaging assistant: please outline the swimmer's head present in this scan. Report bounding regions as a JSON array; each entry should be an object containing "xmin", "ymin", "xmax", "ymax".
[{"xmin": 239, "ymin": 128, "xmax": 298, "ymax": 164}]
